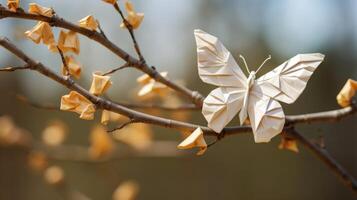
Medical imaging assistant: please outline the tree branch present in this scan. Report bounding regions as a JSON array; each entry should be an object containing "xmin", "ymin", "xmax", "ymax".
[
  {"xmin": 289, "ymin": 128, "xmax": 357, "ymax": 194},
  {"xmin": 0, "ymin": 6, "xmax": 204, "ymax": 106}
]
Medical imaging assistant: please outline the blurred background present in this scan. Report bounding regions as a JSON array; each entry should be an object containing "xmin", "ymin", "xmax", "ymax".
[{"xmin": 0, "ymin": 0, "xmax": 356, "ymax": 199}]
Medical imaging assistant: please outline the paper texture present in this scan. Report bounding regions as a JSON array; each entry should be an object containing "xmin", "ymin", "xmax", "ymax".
[
  {"xmin": 194, "ymin": 29, "xmax": 324, "ymax": 143},
  {"xmin": 120, "ymin": 1, "xmax": 144, "ymax": 29},
  {"xmin": 89, "ymin": 72, "xmax": 112, "ymax": 96},
  {"xmin": 58, "ymin": 30, "xmax": 80, "ymax": 55},
  {"xmin": 60, "ymin": 91, "xmax": 95, "ymax": 120},
  {"xmin": 61, "ymin": 56, "xmax": 81, "ymax": 79},
  {"xmin": 28, "ymin": 3, "xmax": 54, "ymax": 17},
  {"xmin": 78, "ymin": 15, "xmax": 98, "ymax": 31},
  {"xmin": 7, "ymin": 0, "xmax": 19, "ymax": 11},
  {"xmin": 177, "ymin": 127, "xmax": 207, "ymax": 155},
  {"xmin": 336, "ymin": 79, "xmax": 357, "ymax": 107}
]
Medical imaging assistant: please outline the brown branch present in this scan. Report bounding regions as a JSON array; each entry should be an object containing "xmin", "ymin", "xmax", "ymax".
[
  {"xmin": 288, "ymin": 129, "xmax": 357, "ymax": 194},
  {"xmin": 113, "ymin": 2, "xmax": 145, "ymax": 63},
  {"xmin": 102, "ymin": 62, "xmax": 130, "ymax": 76},
  {"xmin": 0, "ymin": 6, "xmax": 204, "ymax": 106},
  {"xmin": 56, "ymin": 46, "xmax": 70, "ymax": 76},
  {"xmin": 107, "ymin": 119, "xmax": 139, "ymax": 133},
  {"xmin": 116, "ymin": 102, "xmax": 199, "ymax": 111},
  {"xmin": 0, "ymin": 64, "xmax": 30, "ymax": 71}
]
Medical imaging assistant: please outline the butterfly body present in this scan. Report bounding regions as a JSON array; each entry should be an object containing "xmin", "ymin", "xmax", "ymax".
[{"xmin": 194, "ymin": 29, "xmax": 324, "ymax": 143}]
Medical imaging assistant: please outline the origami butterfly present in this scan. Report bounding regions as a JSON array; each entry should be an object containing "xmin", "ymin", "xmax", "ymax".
[{"xmin": 194, "ymin": 29, "xmax": 324, "ymax": 143}]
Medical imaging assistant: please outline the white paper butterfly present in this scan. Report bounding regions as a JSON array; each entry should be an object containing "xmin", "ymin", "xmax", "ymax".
[{"xmin": 194, "ymin": 29, "xmax": 324, "ymax": 143}]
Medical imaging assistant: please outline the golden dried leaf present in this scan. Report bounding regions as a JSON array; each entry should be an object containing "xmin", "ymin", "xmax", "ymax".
[
  {"xmin": 78, "ymin": 15, "xmax": 98, "ymax": 30},
  {"xmin": 42, "ymin": 120, "xmax": 68, "ymax": 146},
  {"xmin": 61, "ymin": 55, "xmax": 82, "ymax": 79},
  {"xmin": 102, "ymin": 0, "xmax": 117, "ymax": 5},
  {"xmin": 89, "ymin": 72, "xmax": 112, "ymax": 96},
  {"xmin": 136, "ymin": 72, "xmax": 168, "ymax": 97},
  {"xmin": 44, "ymin": 166, "xmax": 64, "ymax": 185},
  {"xmin": 28, "ymin": 3, "xmax": 54, "ymax": 17},
  {"xmin": 60, "ymin": 91, "xmax": 95, "ymax": 120},
  {"xmin": 336, "ymin": 79, "xmax": 357, "ymax": 107},
  {"xmin": 177, "ymin": 127, "xmax": 207, "ymax": 156},
  {"xmin": 25, "ymin": 22, "xmax": 55, "ymax": 49},
  {"xmin": 113, "ymin": 180, "xmax": 139, "ymax": 200},
  {"xmin": 113, "ymin": 123, "xmax": 152, "ymax": 151},
  {"xmin": 101, "ymin": 110, "xmax": 127, "ymax": 125},
  {"xmin": 278, "ymin": 137, "xmax": 299, "ymax": 153},
  {"xmin": 120, "ymin": 1, "xmax": 144, "ymax": 29},
  {"xmin": 7, "ymin": 0, "xmax": 19, "ymax": 12},
  {"xmin": 89, "ymin": 125, "xmax": 114, "ymax": 159},
  {"xmin": 58, "ymin": 30, "xmax": 80, "ymax": 55},
  {"xmin": 28, "ymin": 151, "xmax": 48, "ymax": 171}
]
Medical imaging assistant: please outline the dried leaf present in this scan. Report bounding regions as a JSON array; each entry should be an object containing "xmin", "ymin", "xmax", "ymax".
[
  {"xmin": 44, "ymin": 166, "xmax": 64, "ymax": 185},
  {"xmin": 42, "ymin": 120, "xmax": 68, "ymax": 146},
  {"xmin": 89, "ymin": 125, "xmax": 114, "ymax": 159},
  {"xmin": 25, "ymin": 22, "xmax": 55, "ymax": 49},
  {"xmin": 28, "ymin": 3, "xmax": 54, "ymax": 17},
  {"xmin": 101, "ymin": 110, "xmax": 127, "ymax": 125},
  {"xmin": 113, "ymin": 180, "xmax": 139, "ymax": 200},
  {"xmin": 61, "ymin": 55, "xmax": 82, "ymax": 79},
  {"xmin": 7, "ymin": 0, "xmax": 19, "ymax": 12},
  {"xmin": 78, "ymin": 15, "xmax": 98, "ymax": 30},
  {"xmin": 102, "ymin": 0, "xmax": 117, "ymax": 5},
  {"xmin": 120, "ymin": 1, "xmax": 144, "ymax": 29},
  {"xmin": 177, "ymin": 127, "xmax": 207, "ymax": 156},
  {"xmin": 28, "ymin": 151, "xmax": 48, "ymax": 171},
  {"xmin": 336, "ymin": 79, "xmax": 357, "ymax": 107},
  {"xmin": 113, "ymin": 123, "xmax": 152, "ymax": 151},
  {"xmin": 89, "ymin": 72, "xmax": 112, "ymax": 96},
  {"xmin": 278, "ymin": 137, "xmax": 299, "ymax": 153},
  {"xmin": 58, "ymin": 30, "xmax": 80, "ymax": 55},
  {"xmin": 136, "ymin": 72, "xmax": 168, "ymax": 97},
  {"xmin": 60, "ymin": 91, "xmax": 95, "ymax": 120}
]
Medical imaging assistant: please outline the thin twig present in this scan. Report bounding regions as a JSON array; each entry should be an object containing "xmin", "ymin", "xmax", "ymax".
[
  {"xmin": 107, "ymin": 119, "xmax": 139, "ymax": 133},
  {"xmin": 102, "ymin": 62, "xmax": 130, "ymax": 76},
  {"xmin": 56, "ymin": 46, "xmax": 70, "ymax": 76},
  {"xmin": 116, "ymin": 102, "xmax": 199, "ymax": 111},
  {"xmin": 0, "ymin": 6, "xmax": 204, "ymax": 106},
  {"xmin": 0, "ymin": 64, "xmax": 30, "ymax": 72},
  {"xmin": 96, "ymin": 20, "xmax": 108, "ymax": 39},
  {"xmin": 289, "ymin": 129, "xmax": 357, "ymax": 194},
  {"xmin": 113, "ymin": 2, "xmax": 145, "ymax": 63}
]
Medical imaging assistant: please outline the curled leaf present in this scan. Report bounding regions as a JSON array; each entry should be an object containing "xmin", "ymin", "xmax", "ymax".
[
  {"xmin": 278, "ymin": 137, "xmax": 299, "ymax": 153},
  {"xmin": 102, "ymin": 0, "xmax": 117, "ymax": 5},
  {"xmin": 136, "ymin": 72, "xmax": 168, "ymax": 97},
  {"xmin": 25, "ymin": 22, "xmax": 55, "ymax": 49},
  {"xmin": 89, "ymin": 125, "xmax": 114, "ymax": 159},
  {"xmin": 120, "ymin": 1, "xmax": 144, "ymax": 29},
  {"xmin": 89, "ymin": 72, "xmax": 112, "ymax": 96},
  {"xmin": 58, "ymin": 30, "xmax": 80, "ymax": 55},
  {"xmin": 101, "ymin": 110, "xmax": 126, "ymax": 125},
  {"xmin": 28, "ymin": 3, "xmax": 54, "ymax": 17},
  {"xmin": 61, "ymin": 56, "xmax": 82, "ymax": 79},
  {"xmin": 177, "ymin": 127, "xmax": 207, "ymax": 156},
  {"xmin": 7, "ymin": 0, "xmax": 19, "ymax": 12},
  {"xmin": 78, "ymin": 15, "xmax": 98, "ymax": 30},
  {"xmin": 336, "ymin": 79, "xmax": 357, "ymax": 107},
  {"xmin": 60, "ymin": 91, "xmax": 95, "ymax": 120}
]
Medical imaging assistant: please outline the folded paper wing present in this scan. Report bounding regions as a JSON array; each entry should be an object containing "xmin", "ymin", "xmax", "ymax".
[
  {"xmin": 247, "ymin": 90, "xmax": 285, "ymax": 143},
  {"xmin": 256, "ymin": 53, "xmax": 324, "ymax": 104},
  {"xmin": 194, "ymin": 29, "xmax": 248, "ymax": 133},
  {"xmin": 194, "ymin": 29, "xmax": 247, "ymax": 87},
  {"xmin": 203, "ymin": 87, "xmax": 245, "ymax": 132}
]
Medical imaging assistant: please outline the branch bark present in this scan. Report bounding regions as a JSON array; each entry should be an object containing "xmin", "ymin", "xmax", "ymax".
[{"xmin": 0, "ymin": 6, "xmax": 204, "ymax": 106}]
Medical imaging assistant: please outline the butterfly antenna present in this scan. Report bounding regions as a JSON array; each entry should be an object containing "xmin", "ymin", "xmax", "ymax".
[
  {"xmin": 239, "ymin": 54, "xmax": 250, "ymax": 74},
  {"xmin": 256, "ymin": 55, "xmax": 271, "ymax": 73}
]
